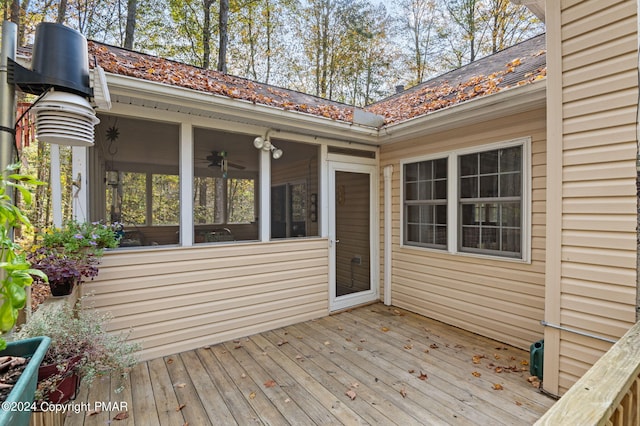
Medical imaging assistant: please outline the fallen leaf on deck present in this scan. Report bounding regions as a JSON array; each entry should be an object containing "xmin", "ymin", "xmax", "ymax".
[
  {"xmin": 404, "ymin": 344, "xmax": 413, "ymax": 350},
  {"xmin": 203, "ymin": 345, "xmax": 211, "ymax": 349},
  {"xmin": 492, "ymin": 384, "xmax": 504, "ymax": 391},
  {"xmin": 527, "ymin": 376, "xmax": 538, "ymax": 383},
  {"xmin": 521, "ymin": 360, "xmax": 529, "ymax": 366},
  {"xmin": 346, "ymin": 390, "xmax": 357, "ymax": 400},
  {"xmin": 472, "ymin": 371, "xmax": 481, "ymax": 377},
  {"xmin": 360, "ymin": 338, "xmax": 366, "ymax": 343},
  {"xmin": 430, "ymin": 344, "xmax": 438, "ymax": 349},
  {"xmin": 408, "ymin": 369, "xmax": 415, "ymax": 373},
  {"xmin": 472, "ymin": 355, "xmax": 484, "ymax": 364},
  {"xmin": 234, "ymin": 344, "xmax": 243, "ymax": 349},
  {"xmin": 285, "ymin": 398, "xmax": 291, "ymax": 403},
  {"xmin": 264, "ymin": 380, "xmax": 276, "ymax": 388},
  {"xmin": 418, "ymin": 371, "xmax": 428, "ymax": 381},
  {"xmin": 381, "ymin": 327, "xmax": 390, "ymax": 332},
  {"xmin": 176, "ymin": 403, "xmax": 186, "ymax": 411},
  {"xmin": 494, "ymin": 354, "xmax": 501, "ymax": 360},
  {"xmin": 87, "ymin": 410, "xmax": 101, "ymax": 417},
  {"xmin": 295, "ymin": 355, "xmax": 303, "ymax": 360},
  {"xmin": 249, "ymin": 391, "xmax": 256, "ymax": 399},
  {"xmin": 400, "ymin": 388, "xmax": 407, "ymax": 398},
  {"xmin": 113, "ymin": 412, "xmax": 129, "ymax": 420},
  {"xmin": 174, "ymin": 382, "xmax": 187, "ymax": 388},
  {"xmin": 277, "ymin": 340, "xmax": 288, "ymax": 346},
  {"xmin": 240, "ymin": 373, "xmax": 247, "ymax": 378},
  {"xmin": 167, "ymin": 358, "xmax": 174, "ymax": 364},
  {"xmin": 495, "ymin": 367, "xmax": 503, "ymax": 373},
  {"xmin": 338, "ymin": 326, "xmax": 344, "ymax": 330},
  {"xmin": 393, "ymin": 309, "xmax": 401, "ymax": 315},
  {"xmin": 324, "ymin": 341, "xmax": 331, "ymax": 346},
  {"xmin": 351, "ymin": 382, "xmax": 359, "ymax": 388},
  {"xmin": 515, "ymin": 401, "xmax": 522, "ymax": 406}
]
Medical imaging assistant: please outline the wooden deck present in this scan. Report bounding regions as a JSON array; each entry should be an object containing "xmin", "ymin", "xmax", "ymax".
[{"xmin": 63, "ymin": 304, "xmax": 555, "ymax": 425}]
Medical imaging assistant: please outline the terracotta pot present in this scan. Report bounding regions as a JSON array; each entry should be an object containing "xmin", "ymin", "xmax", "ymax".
[
  {"xmin": 37, "ymin": 355, "xmax": 82, "ymax": 404},
  {"xmin": 48, "ymin": 278, "xmax": 75, "ymax": 297}
]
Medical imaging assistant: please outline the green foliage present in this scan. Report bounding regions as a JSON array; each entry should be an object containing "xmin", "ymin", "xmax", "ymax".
[
  {"xmin": 0, "ymin": 164, "xmax": 46, "ymax": 350},
  {"xmin": 16, "ymin": 299, "xmax": 140, "ymax": 400},
  {"xmin": 40, "ymin": 220, "xmax": 120, "ymax": 259}
]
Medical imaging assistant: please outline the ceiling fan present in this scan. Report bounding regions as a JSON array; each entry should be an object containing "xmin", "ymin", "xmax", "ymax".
[{"xmin": 201, "ymin": 150, "xmax": 245, "ymax": 178}]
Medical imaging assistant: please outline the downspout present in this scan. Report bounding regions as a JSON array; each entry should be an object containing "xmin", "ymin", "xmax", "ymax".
[
  {"xmin": 0, "ymin": 22, "xmax": 16, "ymax": 178},
  {"xmin": 383, "ymin": 165, "xmax": 393, "ymax": 306}
]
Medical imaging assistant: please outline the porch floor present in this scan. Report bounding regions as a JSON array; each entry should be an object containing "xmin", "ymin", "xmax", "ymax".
[{"xmin": 63, "ymin": 304, "xmax": 555, "ymax": 425}]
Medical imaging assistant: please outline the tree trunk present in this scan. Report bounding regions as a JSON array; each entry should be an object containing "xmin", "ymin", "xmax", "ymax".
[
  {"xmin": 217, "ymin": 0, "xmax": 229, "ymax": 73},
  {"xmin": 56, "ymin": 0, "xmax": 67, "ymax": 23},
  {"xmin": 202, "ymin": 0, "xmax": 215, "ymax": 69},
  {"xmin": 124, "ymin": 0, "xmax": 137, "ymax": 49}
]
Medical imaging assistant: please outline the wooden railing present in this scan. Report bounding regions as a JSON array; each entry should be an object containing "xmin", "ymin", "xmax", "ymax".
[{"xmin": 535, "ymin": 321, "xmax": 640, "ymax": 426}]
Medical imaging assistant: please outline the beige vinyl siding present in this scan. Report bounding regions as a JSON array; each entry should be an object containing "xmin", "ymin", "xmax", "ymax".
[
  {"xmin": 81, "ymin": 239, "xmax": 329, "ymax": 361},
  {"xmin": 548, "ymin": 0, "xmax": 638, "ymax": 394},
  {"xmin": 379, "ymin": 108, "xmax": 546, "ymax": 350}
]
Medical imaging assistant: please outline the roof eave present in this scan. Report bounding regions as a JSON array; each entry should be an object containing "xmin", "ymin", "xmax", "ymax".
[
  {"xmin": 377, "ymin": 80, "xmax": 547, "ymax": 145},
  {"xmin": 104, "ymin": 73, "xmax": 381, "ymax": 145},
  {"xmin": 510, "ymin": 0, "xmax": 545, "ymax": 22}
]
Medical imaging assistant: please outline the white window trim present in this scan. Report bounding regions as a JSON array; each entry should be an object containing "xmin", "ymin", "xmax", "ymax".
[{"xmin": 400, "ymin": 137, "xmax": 531, "ymax": 263}]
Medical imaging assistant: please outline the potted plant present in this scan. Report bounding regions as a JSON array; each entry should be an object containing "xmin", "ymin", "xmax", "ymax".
[
  {"xmin": 26, "ymin": 221, "xmax": 120, "ymax": 297},
  {"xmin": 0, "ymin": 164, "xmax": 50, "ymax": 426},
  {"xmin": 15, "ymin": 298, "xmax": 139, "ymax": 404}
]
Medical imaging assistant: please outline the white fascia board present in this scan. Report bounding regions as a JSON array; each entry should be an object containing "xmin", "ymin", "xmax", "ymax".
[
  {"xmin": 377, "ymin": 80, "xmax": 546, "ymax": 145},
  {"xmin": 105, "ymin": 73, "xmax": 380, "ymax": 145}
]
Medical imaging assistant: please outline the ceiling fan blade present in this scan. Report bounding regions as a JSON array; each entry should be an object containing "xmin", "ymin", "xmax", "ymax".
[{"xmin": 228, "ymin": 162, "xmax": 245, "ymax": 170}]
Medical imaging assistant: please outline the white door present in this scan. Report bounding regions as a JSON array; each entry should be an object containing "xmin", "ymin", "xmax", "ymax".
[{"xmin": 328, "ymin": 161, "xmax": 378, "ymax": 311}]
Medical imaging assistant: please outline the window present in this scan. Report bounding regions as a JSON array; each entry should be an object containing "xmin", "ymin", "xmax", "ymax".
[
  {"xmin": 403, "ymin": 158, "xmax": 447, "ymax": 248},
  {"xmin": 402, "ymin": 139, "xmax": 528, "ymax": 260},
  {"xmin": 270, "ymin": 140, "xmax": 320, "ymax": 239},
  {"xmin": 459, "ymin": 146, "xmax": 521, "ymax": 257}
]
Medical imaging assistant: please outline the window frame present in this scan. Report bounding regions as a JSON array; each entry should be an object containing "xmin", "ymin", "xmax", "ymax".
[
  {"xmin": 402, "ymin": 157, "xmax": 448, "ymax": 249},
  {"xmin": 400, "ymin": 137, "xmax": 531, "ymax": 263}
]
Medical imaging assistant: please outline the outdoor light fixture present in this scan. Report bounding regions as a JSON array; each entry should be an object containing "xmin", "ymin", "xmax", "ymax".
[{"xmin": 253, "ymin": 131, "xmax": 283, "ymax": 159}]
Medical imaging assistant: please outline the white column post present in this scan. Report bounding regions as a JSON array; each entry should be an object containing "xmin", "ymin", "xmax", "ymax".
[
  {"xmin": 50, "ymin": 144, "xmax": 63, "ymax": 227},
  {"xmin": 383, "ymin": 165, "xmax": 393, "ymax": 306},
  {"xmin": 180, "ymin": 121, "xmax": 194, "ymax": 246},
  {"xmin": 259, "ymin": 148, "xmax": 271, "ymax": 242}
]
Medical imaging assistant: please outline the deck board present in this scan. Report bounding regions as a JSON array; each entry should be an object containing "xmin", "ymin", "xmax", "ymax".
[{"xmin": 64, "ymin": 304, "xmax": 555, "ymax": 425}]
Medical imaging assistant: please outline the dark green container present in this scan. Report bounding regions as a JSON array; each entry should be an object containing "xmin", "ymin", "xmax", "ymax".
[
  {"xmin": 0, "ymin": 336, "xmax": 51, "ymax": 426},
  {"xmin": 529, "ymin": 339, "xmax": 544, "ymax": 380}
]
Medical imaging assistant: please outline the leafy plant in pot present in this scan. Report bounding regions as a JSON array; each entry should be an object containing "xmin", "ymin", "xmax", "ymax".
[
  {"xmin": 0, "ymin": 164, "xmax": 50, "ymax": 425},
  {"xmin": 26, "ymin": 220, "xmax": 120, "ymax": 297},
  {"xmin": 15, "ymin": 298, "xmax": 139, "ymax": 404}
]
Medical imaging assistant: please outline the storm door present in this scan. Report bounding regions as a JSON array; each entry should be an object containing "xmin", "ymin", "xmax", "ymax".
[{"xmin": 328, "ymin": 162, "xmax": 378, "ymax": 311}]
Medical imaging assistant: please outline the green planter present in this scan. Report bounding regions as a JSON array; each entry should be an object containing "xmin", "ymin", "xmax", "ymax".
[{"xmin": 0, "ymin": 336, "xmax": 51, "ymax": 426}]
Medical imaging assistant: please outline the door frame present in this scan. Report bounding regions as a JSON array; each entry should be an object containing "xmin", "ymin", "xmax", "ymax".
[{"xmin": 328, "ymin": 160, "xmax": 379, "ymax": 311}]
